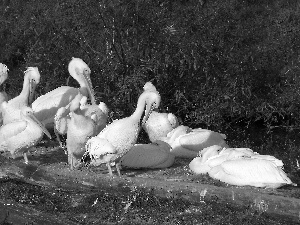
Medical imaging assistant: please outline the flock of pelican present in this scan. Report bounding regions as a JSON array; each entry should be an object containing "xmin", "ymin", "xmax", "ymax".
[{"xmin": 0, "ymin": 59, "xmax": 295, "ymax": 189}]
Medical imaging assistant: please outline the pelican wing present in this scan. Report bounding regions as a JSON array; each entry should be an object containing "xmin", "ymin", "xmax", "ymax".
[
  {"xmin": 209, "ymin": 158, "xmax": 292, "ymax": 188},
  {"xmin": 32, "ymin": 86, "xmax": 79, "ymax": 124},
  {"xmin": 179, "ymin": 130, "xmax": 228, "ymax": 153},
  {"xmin": 0, "ymin": 120, "xmax": 27, "ymax": 142}
]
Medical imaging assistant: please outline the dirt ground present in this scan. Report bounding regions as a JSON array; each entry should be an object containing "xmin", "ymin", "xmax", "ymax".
[{"xmin": 0, "ymin": 140, "xmax": 299, "ymax": 224}]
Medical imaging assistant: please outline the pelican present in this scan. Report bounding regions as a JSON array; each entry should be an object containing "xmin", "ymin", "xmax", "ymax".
[
  {"xmin": 142, "ymin": 82, "xmax": 179, "ymax": 142},
  {"xmin": 159, "ymin": 125, "xmax": 228, "ymax": 158},
  {"xmin": 120, "ymin": 140, "xmax": 175, "ymax": 169},
  {"xmin": 79, "ymin": 96, "xmax": 109, "ymax": 135},
  {"xmin": 0, "ymin": 63, "xmax": 9, "ymax": 125},
  {"xmin": 1, "ymin": 67, "xmax": 40, "ymax": 125},
  {"xmin": 66, "ymin": 94, "xmax": 96, "ymax": 169},
  {"xmin": 82, "ymin": 85, "xmax": 161, "ymax": 176},
  {"xmin": 143, "ymin": 111, "xmax": 179, "ymax": 142},
  {"xmin": 0, "ymin": 107, "xmax": 52, "ymax": 164},
  {"xmin": 189, "ymin": 145, "xmax": 295, "ymax": 188},
  {"xmin": 0, "ymin": 63, "xmax": 9, "ymax": 105},
  {"xmin": 54, "ymin": 96, "xmax": 108, "ymax": 148},
  {"xmin": 32, "ymin": 57, "xmax": 96, "ymax": 129}
]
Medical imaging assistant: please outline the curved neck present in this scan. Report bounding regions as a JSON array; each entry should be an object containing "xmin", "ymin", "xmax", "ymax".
[
  {"xmin": 131, "ymin": 93, "xmax": 146, "ymax": 121},
  {"xmin": 12, "ymin": 73, "xmax": 29, "ymax": 104}
]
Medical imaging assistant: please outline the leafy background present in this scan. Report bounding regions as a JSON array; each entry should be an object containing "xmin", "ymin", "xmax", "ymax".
[{"xmin": 1, "ymin": 0, "xmax": 300, "ymax": 130}]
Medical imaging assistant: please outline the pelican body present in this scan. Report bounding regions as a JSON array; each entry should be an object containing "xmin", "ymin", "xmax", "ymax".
[
  {"xmin": 143, "ymin": 111, "xmax": 179, "ymax": 142},
  {"xmin": 83, "ymin": 83, "xmax": 161, "ymax": 176},
  {"xmin": 159, "ymin": 125, "xmax": 228, "ymax": 158},
  {"xmin": 120, "ymin": 140, "xmax": 175, "ymax": 169},
  {"xmin": 189, "ymin": 145, "xmax": 295, "ymax": 188},
  {"xmin": 66, "ymin": 94, "xmax": 96, "ymax": 169},
  {"xmin": 0, "ymin": 107, "xmax": 51, "ymax": 163},
  {"xmin": 1, "ymin": 67, "xmax": 40, "ymax": 125},
  {"xmin": 32, "ymin": 58, "xmax": 96, "ymax": 128}
]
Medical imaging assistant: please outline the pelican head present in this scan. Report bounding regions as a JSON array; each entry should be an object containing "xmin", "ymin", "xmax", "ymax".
[
  {"xmin": 142, "ymin": 89, "xmax": 161, "ymax": 125},
  {"xmin": 0, "ymin": 63, "xmax": 8, "ymax": 85},
  {"xmin": 24, "ymin": 67, "xmax": 40, "ymax": 105},
  {"xmin": 68, "ymin": 57, "xmax": 96, "ymax": 105},
  {"xmin": 21, "ymin": 107, "xmax": 52, "ymax": 139},
  {"xmin": 143, "ymin": 81, "xmax": 157, "ymax": 92}
]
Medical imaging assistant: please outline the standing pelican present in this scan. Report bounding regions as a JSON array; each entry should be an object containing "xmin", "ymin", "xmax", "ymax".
[
  {"xmin": 0, "ymin": 107, "xmax": 52, "ymax": 164},
  {"xmin": 31, "ymin": 57, "xmax": 96, "ymax": 129},
  {"xmin": 0, "ymin": 63, "xmax": 9, "ymax": 104},
  {"xmin": 159, "ymin": 125, "xmax": 228, "ymax": 158},
  {"xmin": 54, "ymin": 96, "xmax": 108, "ymax": 148},
  {"xmin": 79, "ymin": 96, "xmax": 109, "ymax": 135},
  {"xmin": 120, "ymin": 140, "xmax": 175, "ymax": 169},
  {"xmin": 83, "ymin": 85, "xmax": 161, "ymax": 176},
  {"xmin": 0, "ymin": 63, "xmax": 9, "ymax": 125},
  {"xmin": 66, "ymin": 94, "xmax": 96, "ymax": 169},
  {"xmin": 1, "ymin": 67, "xmax": 40, "ymax": 125}
]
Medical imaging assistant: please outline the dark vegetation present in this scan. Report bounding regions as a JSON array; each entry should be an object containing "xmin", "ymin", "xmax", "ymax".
[
  {"xmin": 1, "ymin": 0, "xmax": 300, "ymax": 128},
  {"xmin": 1, "ymin": 0, "xmax": 300, "ymax": 223}
]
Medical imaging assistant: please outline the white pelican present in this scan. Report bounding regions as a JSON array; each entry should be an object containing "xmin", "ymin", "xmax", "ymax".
[
  {"xmin": 32, "ymin": 57, "xmax": 96, "ymax": 129},
  {"xmin": 54, "ymin": 96, "xmax": 108, "ymax": 148},
  {"xmin": 0, "ymin": 63, "xmax": 9, "ymax": 125},
  {"xmin": 159, "ymin": 125, "xmax": 228, "ymax": 158},
  {"xmin": 189, "ymin": 145, "xmax": 295, "ymax": 188},
  {"xmin": 66, "ymin": 94, "xmax": 96, "ymax": 169},
  {"xmin": 142, "ymin": 82, "xmax": 179, "ymax": 142},
  {"xmin": 0, "ymin": 107, "xmax": 52, "ymax": 164},
  {"xmin": 1, "ymin": 67, "xmax": 40, "ymax": 125},
  {"xmin": 143, "ymin": 111, "xmax": 179, "ymax": 142},
  {"xmin": 120, "ymin": 140, "xmax": 175, "ymax": 169},
  {"xmin": 0, "ymin": 63, "xmax": 9, "ymax": 104},
  {"xmin": 79, "ymin": 96, "xmax": 109, "ymax": 135},
  {"xmin": 83, "ymin": 85, "xmax": 161, "ymax": 176}
]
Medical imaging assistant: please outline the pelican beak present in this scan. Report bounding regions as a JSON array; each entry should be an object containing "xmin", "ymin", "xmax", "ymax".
[
  {"xmin": 142, "ymin": 91, "xmax": 161, "ymax": 125},
  {"xmin": 82, "ymin": 69, "xmax": 96, "ymax": 105},
  {"xmin": 28, "ymin": 112, "xmax": 52, "ymax": 139},
  {"xmin": 28, "ymin": 79, "xmax": 37, "ymax": 105}
]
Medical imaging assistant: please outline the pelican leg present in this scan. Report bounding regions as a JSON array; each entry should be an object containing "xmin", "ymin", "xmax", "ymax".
[
  {"xmin": 106, "ymin": 162, "xmax": 113, "ymax": 176},
  {"xmin": 116, "ymin": 162, "xmax": 121, "ymax": 176},
  {"xmin": 54, "ymin": 128, "xmax": 67, "ymax": 153},
  {"xmin": 23, "ymin": 152, "xmax": 29, "ymax": 164}
]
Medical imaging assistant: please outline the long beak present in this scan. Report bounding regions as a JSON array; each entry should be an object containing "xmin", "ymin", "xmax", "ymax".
[
  {"xmin": 29, "ymin": 112, "xmax": 52, "ymax": 139},
  {"xmin": 142, "ymin": 102, "xmax": 154, "ymax": 125},
  {"xmin": 28, "ymin": 79, "xmax": 37, "ymax": 105},
  {"xmin": 82, "ymin": 70, "xmax": 96, "ymax": 105}
]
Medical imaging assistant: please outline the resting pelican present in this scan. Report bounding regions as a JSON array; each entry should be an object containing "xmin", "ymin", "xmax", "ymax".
[
  {"xmin": 83, "ymin": 85, "xmax": 161, "ymax": 176},
  {"xmin": 159, "ymin": 125, "xmax": 228, "ymax": 158},
  {"xmin": 1, "ymin": 67, "xmax": 40, "ymax": 125},
  {"xmin": 120, "ymin": 140, "xmax": 175, "ymax": 169},
  {"xmin": 66, "ymin": 94, "xmax": 96, "ymax": 169},
  {"xmin": 189, "ymin": 145, "xmax": 295, "ymax": 188},
  {"xmin": 0, "ymin": 107, "xmax": 52, "ymax": 164},
  {"xmin": 32, "ymin": 57, "xmax": 96, "ymax": 129}
]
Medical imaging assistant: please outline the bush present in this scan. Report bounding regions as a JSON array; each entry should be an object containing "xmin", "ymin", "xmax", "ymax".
[{"xmin": 1, "ymin": 0, "xmax": 300, "ymax": 129}]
